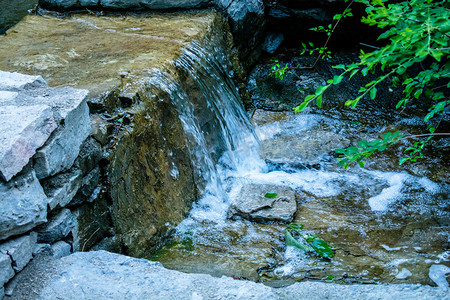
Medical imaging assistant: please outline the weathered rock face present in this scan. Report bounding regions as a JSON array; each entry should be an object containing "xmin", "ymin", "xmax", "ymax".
[
  {"xmin": 109, "ymin": 85, "xmax": 198, "ymax": 257},
  {"xmin": 216, "ymin": 0, "xmax": 266, "ymax": 75},
  {"xmin": 228, "ymin": 183, "xmax": 297, "ymax": 223}
]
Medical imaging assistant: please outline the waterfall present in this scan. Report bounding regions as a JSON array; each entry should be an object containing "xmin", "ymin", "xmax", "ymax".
[{"xmin": 145, "ymin": 40, "xmax": 266, "ymax": 223}]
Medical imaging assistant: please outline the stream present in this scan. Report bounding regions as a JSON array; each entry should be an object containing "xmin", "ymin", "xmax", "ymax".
[{"xmin": 146, "ymin": 41, "xmax": 449, "ymax": 288}]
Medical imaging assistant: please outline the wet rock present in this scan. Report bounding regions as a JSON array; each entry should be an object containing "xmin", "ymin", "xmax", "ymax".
[
  {"xmin": 90, "ymin": 115, "xmax": 111, "ymax": 146},
  {"xmin": 216, "ymin": 0, "xmax": 266, "ymax": 72},
  {"xmin": 69, "ymin": 167, "xmax": 100, "ymax": 207},
  {"xmin": 71, "ymin": 188, "xmax": 112, "ymax": 252},
  {"xmin": 51, "ymin": 241, "xmax": 71, "ymax": 259},
  {"xmin": 0, "ymin": 232, "xmax": 37, "ymax": 272},
  {"xmin": 228, "ymin": 183, "xmax": 297, "ymax": 223},
  {"xmin": 0, "ymin": 253, "xmax": 14, "ymax": 287},
  {"xmin": 90, "ymin": 237, "xmax": 121, "ymax": 253},
  {"xmin": 262, "ymin": 130, "xmax": 350, "ymax": 165},
  {"xmin": 0, "ymin": 171, "xmax": 47, "ymax": 241},
  {"xmin": 33, "ymin": 90, "xmax": 91, "ymax": 179},
  {"xmin": 40, "ymin": 168, "xmax": 83, "ymax": 211},
  {"xmin": 109, "ymin": 84, "xmax": 198, "ymax": 257},
  {"xmin": 36, "ymin": 209, "xmax": 74, "ymax": 244},
  {"xmin": 74, "ymin": 138, "xmax": 103, "ymax": 175},
  {"xmin": 263, "ymin": 32, "xmax": 284, "ymax": 54}
]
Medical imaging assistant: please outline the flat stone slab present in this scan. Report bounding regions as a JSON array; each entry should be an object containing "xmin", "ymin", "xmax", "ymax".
[
  {"xmin": 0, "ymin": 12, "xmax": 217, "ymax": 97},
  {"xmin": 7, "ymin": 251, "xmax": 449, "ymax": 300},
  {"xmin": 228, "ymin": 183, "xmax": 297, "ymax": 223}
]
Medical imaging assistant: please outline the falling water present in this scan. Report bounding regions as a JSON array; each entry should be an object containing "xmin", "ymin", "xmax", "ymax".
[{"xmin": 147, "ymin": 40, "xmax": 448, "ymax": 286}]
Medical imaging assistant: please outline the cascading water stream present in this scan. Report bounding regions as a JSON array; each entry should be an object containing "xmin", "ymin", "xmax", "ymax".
[{"xmin": 147, "ymin": 40, "xmax": 448, "ymax": 287}]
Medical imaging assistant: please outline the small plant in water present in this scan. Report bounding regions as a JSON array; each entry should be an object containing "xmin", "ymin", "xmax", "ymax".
[{"xmin": 284, "ymin": 223, "xmax": 334, "ymax": 259}]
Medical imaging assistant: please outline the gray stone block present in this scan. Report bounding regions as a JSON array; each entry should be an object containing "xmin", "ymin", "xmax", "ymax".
[
  {"xmin": 100, "ymin": 0, "xmax": 140, "ymax": 8},
  {"xmin": 0, "ymin": 232, "xmax": 37, "ymax": 272},
  {"xmin": 37, "ymin": 209, "xmax": 74, "ymax": 244},
  {"xmin": 228, "ymin": 183, "xmax": 297, "ymax": 223},
  {"xmin": 34, "ymin": 93, "xmax": 91, "ymax": 179},
  {"xmin": 32, "ymin": 243, "xmax": 53, "ymax": 256},
  {"xmin": 51, "ymin": 241, "xmax": 71, "ymax": 259},
  {"xmin": 0, "ymin": 104, "xmax": 57, "ymax": 181},
  {"xmin": 69, "ymin": 167, "xmax": 100, "ymax": 207},
  {"xmin": 0, "ymin": 71, "xmax": 46, "ymax": 91},
  {"xmin": 41, "ymin": 169, "xmax": 83, "ymax": 211},
  {"xmin": 79, "ymin": 0, "xmax": 99, "ymax": 5},
  {"xmin": 139, "ymin": 0, "xmax": 208, "ymax": 9},
  {"xmin": 74, "ymin": 138, "xmax": 103, "ymax": 175},
  {"xmin": 0, "ymin": 253, "xmax": 14, "ymax": 287},
  {"xmin": 0, "ymin": 171, "xmax": 47, "ymax": 240}
]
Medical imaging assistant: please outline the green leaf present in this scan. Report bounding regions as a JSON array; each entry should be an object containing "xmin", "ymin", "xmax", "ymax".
[
  {"xmin": 358, "ymin": 140, "xmax": 368, "ymax": 148},
  {"xmin": 265, "ymin": 192, "xmax": 277, "ymax": 198},
  {"xmin": 310, "ymin": 239, "xmax": 334, "ymax": 259},
  {"xmin": 328, "ymin": 275, "xmax": 335, "ymax": 280},
  {"xmin": 335, "ymin": 148, "xmax": 346, "ymax": 154},
  {"xmin": 316, "ymin": 95, "xmax": 323, "ymax": 108},
  {"xmin": 284, "ymin": 230, "xmax": 311, "ymax": 252},
  {"xmin": 294, "ymin": 101, "xmax": 309, "ymax": 113},
  {"xmin": 288, "ymin": 223, "xmax": 304, "ymax": 231},
  {"xmin": 382, "ymin": 132, "xmax": 392, "ymax": 141},
  {"xmin": 370, "ymin": 87, "xmax": 377, "ymax": 100},
  {"xmin": 315, "ymin": 85, "xmax": 328, "ymax": 96},
  {"xmin": 399, "ymin": 157, "xmax": 409, "ymax": 165},
  {"xmin": 332, "ymin": 75, "xmax": 343, "ymax": 84}
]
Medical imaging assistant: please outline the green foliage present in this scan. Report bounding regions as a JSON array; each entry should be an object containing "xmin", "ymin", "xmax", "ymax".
[
  {"xmin": 335, "ymin": 131, "xmax": 405, "ymax": 168},
  {"xmin": 284, "ymin": 223, "xmax": 334, "ymax": 259},
  {"xmin": 270, "ymin": 59, "xmax": 290, "ymax": 80},
  {"xmin": 292, "ymin": 0, "xmax": 450, "ymax": 167},
  {"xmin": 264, "ymin": 192, "xmax": 278, "ymax": 198}
]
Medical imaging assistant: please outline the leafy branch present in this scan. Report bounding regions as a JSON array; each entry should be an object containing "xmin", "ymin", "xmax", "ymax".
[{"xmin": 292, "ymin": 0, "xmax": 450, "ymax": 168}]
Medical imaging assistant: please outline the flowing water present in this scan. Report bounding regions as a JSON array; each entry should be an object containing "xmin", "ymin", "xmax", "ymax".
[{"xmin": 148, "ymin": 43, "xmax": 449, "ymax": 288}]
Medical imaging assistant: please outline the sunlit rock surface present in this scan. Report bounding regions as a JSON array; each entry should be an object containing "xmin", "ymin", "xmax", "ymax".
[{"xmin": 0, "ymin": 12, "xmax": 217, "ymax": 97}]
